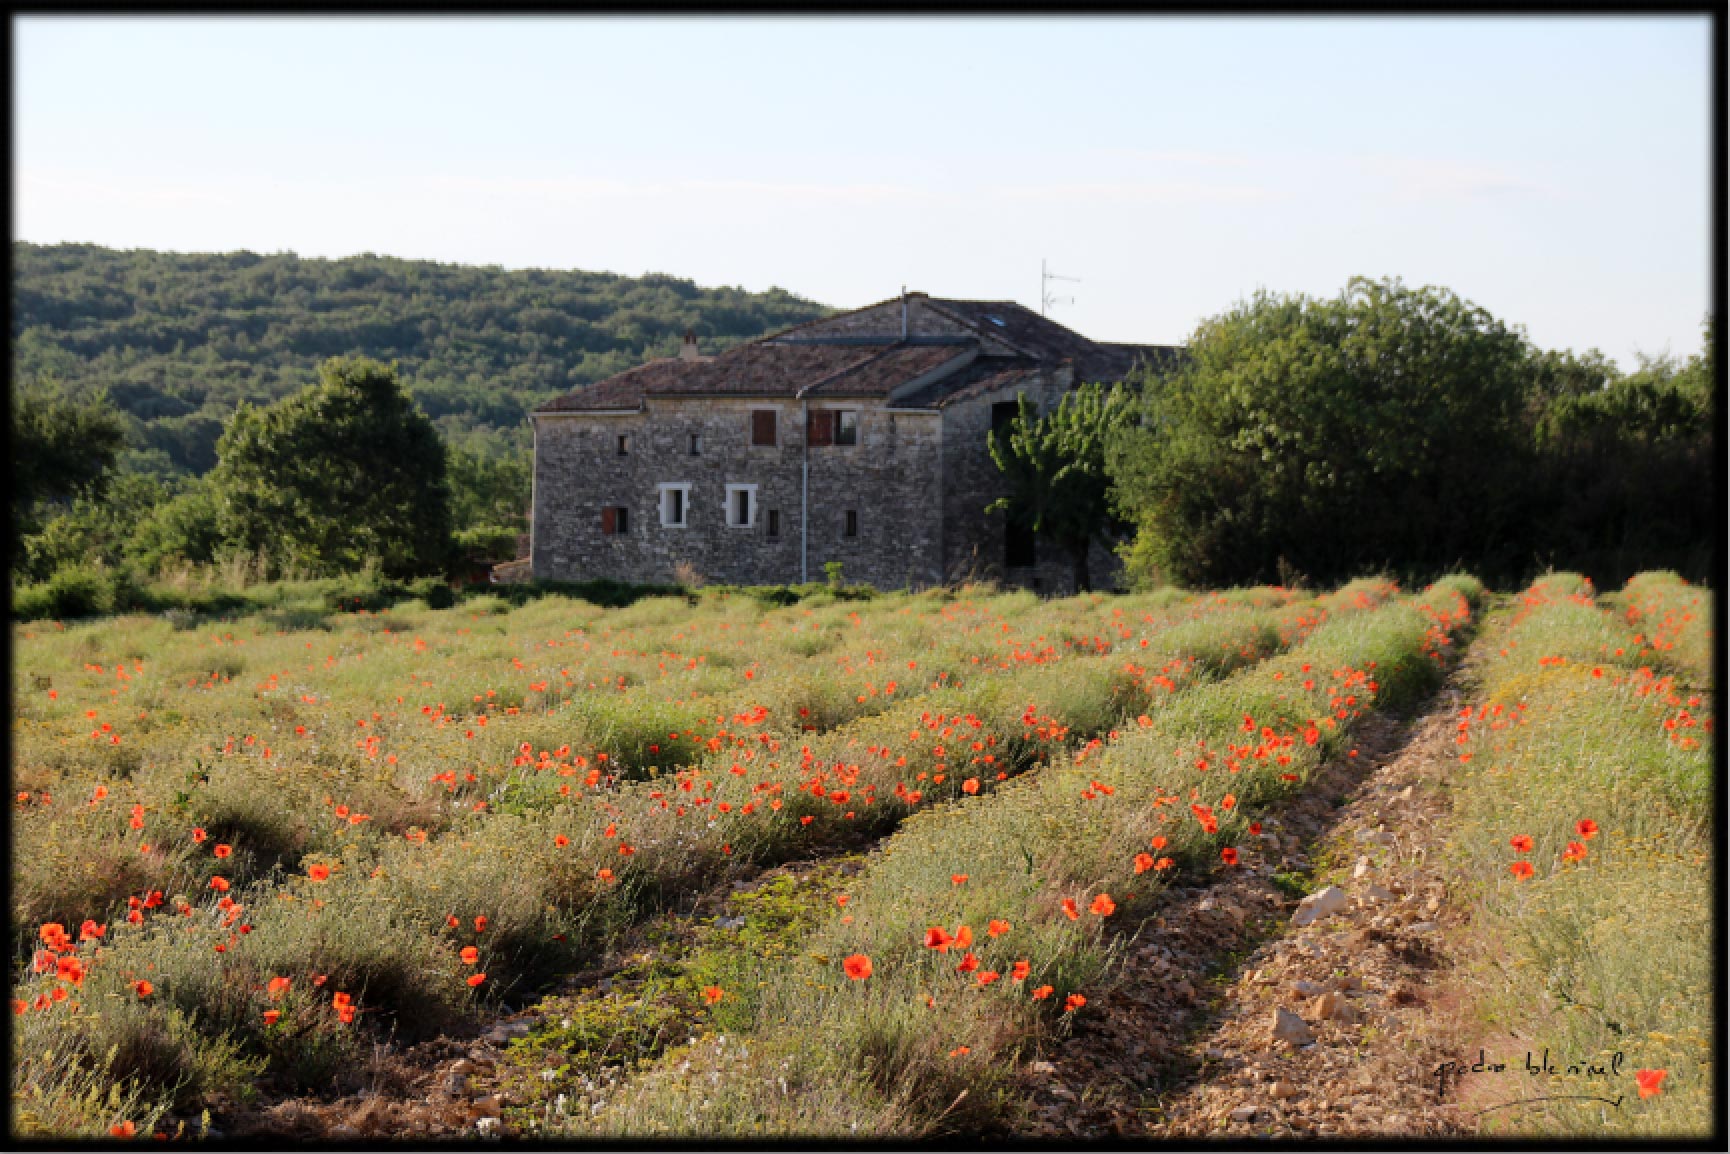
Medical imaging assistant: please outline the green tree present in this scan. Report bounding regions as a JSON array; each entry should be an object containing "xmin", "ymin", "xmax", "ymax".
[
  {"xmin": 446, "ymin": 443, "xmax": 531, "ymax": 533},
  {"xmin": 988, "ymin": 383, "xmax": 1136, "ymax": 592},
  {"xmin": 209, "ymin": 357, "xmax": 452, "ymax": 578},
  {"xmin": 11, "ymin": 382, "xmax": 126, "ymax": 540},
  {"xmin": 1107, "ymin": 277, "xmax": 1534, "ymax": 588}
]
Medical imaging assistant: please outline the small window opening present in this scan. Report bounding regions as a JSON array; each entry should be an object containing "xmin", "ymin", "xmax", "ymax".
[{"xmin": 844, "ymin": 510, "xmax": 859, "ymax": 538}]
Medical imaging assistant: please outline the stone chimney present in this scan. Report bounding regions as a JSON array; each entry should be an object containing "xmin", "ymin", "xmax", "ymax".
[{"xmin": 679, "ymin": 329, "xmax": 700, "ymax": 361}]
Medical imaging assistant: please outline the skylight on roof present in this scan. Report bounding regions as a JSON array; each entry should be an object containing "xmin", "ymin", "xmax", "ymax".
[{"xmin": 986, "ymin": 314, "xmax": 1007, "ymax": 327}]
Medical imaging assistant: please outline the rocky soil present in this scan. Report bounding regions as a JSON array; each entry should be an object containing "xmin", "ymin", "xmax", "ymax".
[{"xmin": 1014, "ymin": 683, "xmax": 1485, "ymax": 1140}]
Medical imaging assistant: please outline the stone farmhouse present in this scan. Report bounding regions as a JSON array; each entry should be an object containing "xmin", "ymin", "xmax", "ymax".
[{"xmin": 528, "ymin": 292, "xmax": 1179, "ymax": 593}]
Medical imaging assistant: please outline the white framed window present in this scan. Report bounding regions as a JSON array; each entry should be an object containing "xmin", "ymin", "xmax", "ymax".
[
  {"xmin": 658, "ymin": 483, "xmax": 692, "ymax": 528},
  {"xmin": 725, "ymin": 483, "xmax": 758, "ymax": 528}
]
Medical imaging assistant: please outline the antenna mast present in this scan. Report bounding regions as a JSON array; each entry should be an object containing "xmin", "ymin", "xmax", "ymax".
[{"xmin": 1041, "ymin": 258, "xmax": 1080, "ymax": 316}]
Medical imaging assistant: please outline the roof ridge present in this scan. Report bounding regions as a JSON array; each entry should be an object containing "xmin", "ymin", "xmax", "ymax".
[{"xmin": 794, "ymin": 341, "xmax": 907, "ymax": 398}]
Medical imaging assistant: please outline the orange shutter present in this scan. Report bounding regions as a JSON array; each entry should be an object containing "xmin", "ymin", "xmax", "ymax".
[{"xmin": 601, "ymin": 507, "xmax": 616, "ymax": 534}]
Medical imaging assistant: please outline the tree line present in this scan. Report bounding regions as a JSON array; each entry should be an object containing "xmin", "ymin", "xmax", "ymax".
[
  {"xmin": 991, "ymin": 277, "xmax": 1714, "ymax": 592},
  {"xmin": 11, "ymin": 243, "xmax": 830, "ymax": 593}
]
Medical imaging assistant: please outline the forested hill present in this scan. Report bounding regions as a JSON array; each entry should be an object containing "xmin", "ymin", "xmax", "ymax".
[{"xmin": 11, "ymin": 242, "xmax": 832, "ymax": 473}]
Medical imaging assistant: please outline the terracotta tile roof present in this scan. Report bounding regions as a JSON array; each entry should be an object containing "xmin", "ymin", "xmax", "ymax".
[
  {"xmin": 534, "ymin": 341, "xmax": 969, "ymax": 412},
  {"xmin": 534, "ymin": 292, "xmax": 1184, "ymax": 413}
]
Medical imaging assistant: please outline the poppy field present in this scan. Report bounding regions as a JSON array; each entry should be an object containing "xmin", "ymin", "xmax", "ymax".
[{"xmin": 7, "ymin": 572, "xmax": 1714, "ymax": 1140}]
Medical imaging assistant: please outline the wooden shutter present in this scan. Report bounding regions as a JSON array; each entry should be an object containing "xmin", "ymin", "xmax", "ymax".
[
  {"xmin": 601, "ymin": 507, "xmax": 616, "ymax": 535},
  {"xmin": 752, "ymin": 409, "xmax": 777, "ymax": 446},
  {"xmin": 807, "ymin": 409, "xmax": 835, "ymax": 446}
]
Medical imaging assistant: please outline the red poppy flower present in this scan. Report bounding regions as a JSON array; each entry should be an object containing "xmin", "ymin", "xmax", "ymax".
[
  {"xmin": 1064, "ymin": 993, "xmax": 1087, "ymax": 1012},
  {"xmin": 702, "ymin": 986, "xmax": 724, "ymax": 1004},
  {"xmin": 1089, "ymin": 894, "xmax": 1115, "ymax": 917},
  {"xmin": 1509, "ymin": 861, "xmax": 1535, "ymax": 880},
  {"xmin": 1062, "ymin": 899, "xmax": 1080, "ymax": 921},
  {"xmin": 192, "ymin": 828, "xmax": 208, "ymax": 843},
  {"xmin": 474, "ymin": 916, "xmax": 488, "ymax": 932},
  {"xmin": 952, "ymin": 925, "xmax": 973, "ymax": 950},
  {"xmin": 110, "ymin": 1122, "xmax": 136, "ymax": 1138},
  {"xmin": 1031, "ymin": 984, "xmax": 1054, "ymax": 1000},
  {"xmin": 1134, "ymin": 852, "xmax": 1155, "ymax": 874},
  {"xmin": 987, "ymin": 919, "xmax": 1010, "ymax": 937},
  {"xmin": 1575, "ymin": 818, "xmax": 1599, "ymax": 840},
  {"xmin": 842, "ymin": 954, "xmax": 873, "ymax": 981},
  {"xmin": 467, "ymin": 973, "xmax": 487, "ymax": 987},
  {"xmin": 1562, "ymin": 841, "xmax": 1588, "ymax": 863},
  {"xmin": 962, "ymin": 778, "xmax": 980, "ymax": 795},
  {"xmin": 263, "ymin": 1009, "xmax": 282, "ymax": 1026},
  {"xmin": 1150, "ymin": 836, "xmax": 1167, "ymax": 850},
  {"xmin": 554, "ymin": 834, "xmax": 569, "ymax": 847},
  {"xmin": 132, "ymin": 980, "xmax": 153, "ymax": 999},
  {"xmin": 460, "ymin": 946, "xmax": 479, "ymax": 965},
  {"xmin": 213, "ymin": 844, "xmax": 232, "ymax": 859},
  {"xmin": 949, "ymin": 1045, "xmax": 971, "ymax": 1057},
  {"xmin": 951, "ymin": 874, "xmax": 969, "ymax": 886},
  {"xmin": 924, "ymin": 926, "xmax": 953, "ymax": 951},
  {"xmin": 1509, "ymin": 835, "xmax": 1534, "ymax": 854},
  {"xmin": 268, "ymin": 977, "xmax": 291, "ymax": 999},
  {"xmin": 308, "ymin": 864, "xmax": 331, "ymax": 882},
  {"xmin": 1635, "ymin": 1068, "xmax": 1666, "ymax": 1099},
  {"xmin": 1010, "ymin": 960, "xmax": 1031, "ymax": 982},
  {"xmin": 1221, "ymin": 847, "xmax": 1239, "ymax": 866}
]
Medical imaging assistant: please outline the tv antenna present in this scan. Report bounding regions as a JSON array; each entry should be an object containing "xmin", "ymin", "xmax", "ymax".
[{"xmin": 1041, "ymin": 259, "xmax": 1079, "ymax": 316}]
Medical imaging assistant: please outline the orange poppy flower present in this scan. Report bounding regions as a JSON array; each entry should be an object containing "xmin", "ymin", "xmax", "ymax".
[
  {"xmin": 1562, "ymin": 841, "xmax": 1588, "ymax": 863},
  {"xmin": 460, "ymin": 947, "xmax": 479, "ymax": 965},
  {"xmin": 267, "ymin": 977, "xmax": 291, "ymax": 999},
  {"xmin": 986, "ymin": 919, "xmax": 1010, "ymax": 937},
  {"xmin": 1031, "ymin": 985, "xmax": 1054, "ymax": 1000},
  {"xmin": 1134, "ymin": 853, "xmax": 1155, "ymax": 874},
  {"xmin": 1635, "ymin": 1068, "xmax": 1666, "ymax": 1099},
  {"xmin": 1221, "ymin": 847, "xmax": 1239, "ymax": 866},
  {"xmin": 554, "ymin": 834, "xmax": 569, "ymax": 847},
  {"xmin": 1064, "ymin": 994, "xmax": 1087, "ymax": 1012},
  {"xmin": 702, "ymin": 986, "xmax": 725, "ymax": 1004},
  {"xmin": 951, "ymin": 873, "xmax": 969, "ymax": 886},
  {"xmin": 1062, "ymin": 899, "xmax": 1080, "ymax": 921},
  {"xmin": 474, "ymin": 916, "xmax": 488, "ymax": 932},
  {"xmin": 1509, "ymin": 861, "xmax": 1535, "ymax": 880},
  {"xmin": 1151, "ymin": 836, "xmax": 1167, "ymax": 850},
  {"xmin": 1509, "ymin": 834, "xmax": 1534, "ymax": 854},
  {"xmin": 924, "ymin": 927, "xmax": 953, "ymax": 952},
  {"xmin": 308, "ymin": 864, "xmax": 331, "ymax": 882},
  {"xmin": 1089, "ymin": 893, "xmax": 1115, "ymax": 917},
  {"xmin": 953, "ymin": 925, "xmax": 974, "ymax": 950},
  {"xmin": 467, "ymin": 973, "xmax": 487, "ymax": 987},
  {"xmin": 955, "ymin": 952, "xmax": 980, "ymax": 974},
  {"xmin": 132, "ymin": 980, "xmax": 153, "ymax": 999},
  {"xmin": 110, "ymin": 1122, "xmax": 136, "ymax": 1138},
  {"xmin": 949, "ymin": 1045, "xmax": 971, "ymax": 1057},
  {"xmin": 1575, "ymin": 818, "xmax": 1599, "ymax": 840},
  {"xmin": 263, "ymin": 1009, "xmax": 282, "ymax": 1026},
  {"xmin": 214, "ymin": 844, "xmax": 232, "ymax": 859},
  {"xmin": 1010, "ymin": 960, "xmax": 1031, "ymax": 982},
  {"xmin": 842, "ymin": 954, "xmax": 873, "ymax": 981}
]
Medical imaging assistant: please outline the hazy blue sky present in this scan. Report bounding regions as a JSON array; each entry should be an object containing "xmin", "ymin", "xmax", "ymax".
[{"xmin": 15, "ymin": 15, "xmax": 1714, "ymax": 367}]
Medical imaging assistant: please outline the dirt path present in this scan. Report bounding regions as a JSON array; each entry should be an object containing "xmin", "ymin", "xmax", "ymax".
[{"xmin": 1014, "ymin": 668, "xmax": 1487, "ymax": 1140}]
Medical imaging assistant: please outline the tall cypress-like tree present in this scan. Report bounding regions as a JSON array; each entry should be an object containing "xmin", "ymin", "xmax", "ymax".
[{"xmin": 210, "ymin": 357, "xmax": 452, "ymax": 578}]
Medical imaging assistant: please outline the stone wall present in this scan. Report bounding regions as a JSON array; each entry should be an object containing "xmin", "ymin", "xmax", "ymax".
[{"xmin": 531, "ymin": 396, "xmax": 944, "ymax": 589}]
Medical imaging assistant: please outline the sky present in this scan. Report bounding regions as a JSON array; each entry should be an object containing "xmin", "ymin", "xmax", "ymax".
[{"xmin": 13, "ymin": 15, "xmax": 1715, "ymax": 368}]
